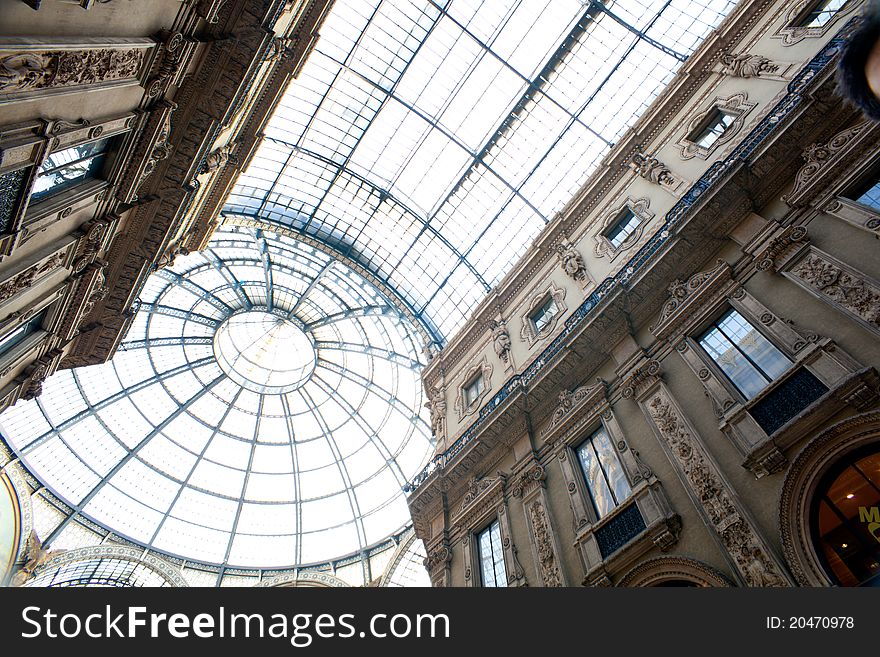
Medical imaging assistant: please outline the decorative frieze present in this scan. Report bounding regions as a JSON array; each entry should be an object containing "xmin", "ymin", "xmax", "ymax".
[
  {"xmin": 754, "ymin": 225, "xmax": 808, "ymax": 272},
  {"xmin": 0, "ymin": 251, "xmax": 67, "ymax": 304},
  {"xmin": 0, "ymin": 44, "xmax": 148, "ymax": 100},
  {"xmin": 621, "ymin": 359, "xmax": 661, "ymax": 401},
  {"xmin": 643, "ymin": 387, "xmax": 790, "ymax": 586},
  {"xmin": 115, "ymin": 100, "xmax": 176, "ymax": 204},
  {"xmin": 788, "ymin": 250, "xmax": 880, "ymax": 332},
  {"xmin": 651, "ymin": 259, "xmax": 732, "ymax": 339},
  {"xmin": 542, "ymin": 379, "xmax": 606, "ymax": 439},
  {"xmin": 783, "ymin": 120, "xmax": 875, "ymax": 208}
]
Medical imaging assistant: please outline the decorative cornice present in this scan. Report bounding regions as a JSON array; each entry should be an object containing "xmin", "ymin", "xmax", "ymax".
[
  {"xmin": 511, "ymin": 463, "xmax": 546, "ymax": 499},
  {"xmin": 651, "ymin": 259, "xmax": 732, "ymax": 340},
  {"xmin": 541, "ymin": 379, "xmax": 606, "ymax": 440},
  {"xmin": 621, "ymin": 360, "xmax": 661, "ymax": 401},
  {"xmin": 754, "ymin": 224, "xmax": 809, "ymax": 272},
  {"xmin": 783, "ymin": 119, "xmax": 878, "ymax": 208}
]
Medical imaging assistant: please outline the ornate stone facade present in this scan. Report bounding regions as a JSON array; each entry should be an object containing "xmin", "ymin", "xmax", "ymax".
[
  {"xmin": 407, "ymin": 2, "xmax": 879, "ymax": 589},
  {"xmin": 643, "ymin": 388, "xmax": 789, "ymax": 587}
]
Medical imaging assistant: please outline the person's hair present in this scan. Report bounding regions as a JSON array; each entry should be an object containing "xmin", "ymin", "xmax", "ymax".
[{"xmin": 836, "ymin": 1, "xmax": 880, "ymax": 121}]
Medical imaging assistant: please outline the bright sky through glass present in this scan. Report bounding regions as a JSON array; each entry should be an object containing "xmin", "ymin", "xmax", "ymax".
[
  {"xmin": 225, "ymin": 0, "xmax": 738, "ymax": 343},
  {"xmin": 0, "ymin": 227, "xmax": 434, "ymax": 569},
  {"xmin": 0, "ymin": 1, "xmax": 743, "ymax": 574}
]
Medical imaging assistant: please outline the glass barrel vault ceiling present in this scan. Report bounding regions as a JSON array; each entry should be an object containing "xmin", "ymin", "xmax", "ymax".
[
  {"xmin": 0, "ymin": 226, "xmax": 434, "ymax": 569},
  {"xmin": 225, "ymin": 0, "xmax": 738, "ymax": 343}
]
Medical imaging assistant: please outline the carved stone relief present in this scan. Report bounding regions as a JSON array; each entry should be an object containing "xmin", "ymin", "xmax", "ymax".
[
  {"xmin": 643, "ymin": 387, "xmax": 790, "ymax": 586},
  {"xmin": 788, "ymin": 250, "xmax": 880, "ymax": 332},
  {"xmin": 719, "ymin": 52, "xmax": 782, "ymax": 78},
  {"xmin": 754, "ymin": 225, "xmax": 808, "ymax": 272},
  {"xmin": 0, "ymin": 251, "xmax": 67, "ymax": 304},
  {"xmin": 650, "ymin": 259, "xmax": 732, "ymax": 339},
  {"xmin": 627, "ymin": 150, "xmax": 689, "ymax": 195},
  {"xmin": 526, "ymin": 499, "xmax": 563, "ymax": 587},
  {"xmin": 554, "ymin": 240, "xmax": 590, "ymax": 287},
  {"xmin": 488, "ymin": 318, "xmax": 511, "ymax": 367},
  {"xmin": 424, "ymin": 385, "xmax": 447, "ymax": 444},
  {"xmin": 783, "ymin": 121, "xmax": 873, "ymax": 208},
  {"xmin": 0, "ymin": 47, "xmax": 145, "ymax": 97}
]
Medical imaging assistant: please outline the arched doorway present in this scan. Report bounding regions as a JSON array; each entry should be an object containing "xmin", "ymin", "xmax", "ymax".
[
  {"xmin": 810, "ymin": 446, "xmax": 880, "ymax": 586},
  {"xmin": 780, "ymin": 410, "xmax": 880, "ymax": 586}
]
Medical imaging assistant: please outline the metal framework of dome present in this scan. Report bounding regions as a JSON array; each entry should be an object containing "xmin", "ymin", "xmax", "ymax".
[
  {"xmin": 1, "ymin": 226, "xmax": 433, "ymax": 569},
  {"xmin": 0, "ymin": 0, "xmax": 741, "ymax": 579}
]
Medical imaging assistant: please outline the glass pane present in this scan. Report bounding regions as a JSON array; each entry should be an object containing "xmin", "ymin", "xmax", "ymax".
[
  {"xmin": 799, "ymin": 0, "xmax": 846, "ymax": 28},
  {"xmin": 852, "ymin": 178, "xmax": 880, "ymax": 211},
  {"xmin": 32, "ymin": 137, "xmax": 111, "ymax": 201},
  {"xmin": 478, "ymin": 519, "xmax": 507, "ymax": 587},
  {"xmin": 226, "ymin": 0, "xmax": 739, "ymax": 342},
  {"xmin": 606, "ymin": 210, "xmax": 639, "ymax": 248},
  {"xmin": 717, "ymin": 309, "xmax": 790, "ymax": 381},
  {"xmin": 815, "ymin": 450, "xmax": 880, "ymax": 586},
  {"xmin": 464, "ymin": 375, "xmax": 484, "ymax": 406},
  {"xmin": 694, "ymin": 110, "xmax": 734, "ymax": 148},
  {"xmin": 592, "ymin": 426, "xmax": 632, "ymax": 505},
  {"xmin": 532, "ymin": 297, "xmax": 559, "ymax": 333},
  {"xmin": 699, "ymin": 325, "xmax": 768, "ymax": 399},
  {"xmin": 576, "ymin": 437, "xmax": 616, "ymax": 519},
  {"xmin": 0, "ymin": 310, "xmax": 44, "ymax": 354}
]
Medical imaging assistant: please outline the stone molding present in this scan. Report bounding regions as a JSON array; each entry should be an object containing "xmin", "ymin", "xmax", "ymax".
[{"xmin": 617, "ymin": 556, "xmax": 734, "ymax": 587}]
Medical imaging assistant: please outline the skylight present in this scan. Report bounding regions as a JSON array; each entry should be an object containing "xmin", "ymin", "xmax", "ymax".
[
  {"xmin": 225, "ymin": 0, "xmax": 738, "ymax": 343},
  {"xmin": 0, "ymin": 226, "xmax": 434, "ymax": 569}
]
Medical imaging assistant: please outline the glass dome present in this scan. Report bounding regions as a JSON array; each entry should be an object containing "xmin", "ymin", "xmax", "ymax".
[{"xmin": 0, "ymin": 226, "xmax": 434, "ymax": 569}]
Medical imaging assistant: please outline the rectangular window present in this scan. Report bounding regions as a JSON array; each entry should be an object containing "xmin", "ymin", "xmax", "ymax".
[
  {"xmin": 698, "ymin": 308, "xmax": 792, "ymax": 400},
  {"xmin": 576, "ymin": 425, "xmax": 632, "ymax": 520},
  {"xmin": 530, "ymin": 296, "xmax": 559, "ymax": 334},
  {"xmin": 797, "ymin": 0, "xmax": 846, "ymax": 28},
  {"xmin": 691, "ymin": 109, "xmax": 735, "ymax": 149},
  {"xmin": 31, "ymin": 137, "xmax": 112, "ymax": 203},
  {"xmin": 477, "ymin": 519, "xmax": 507, "ymax": 587},
  {"xmin": 463, "ymin": 373, "xmax": 485, "ymax": 407},
  {"xmin": 848, "ymin": 174, "xmax": 880, "ymax": 212},
  {"xmin": 604, "ymin": 209, "xmax": 640, "ymax": 249},
  {"xmin": 0, "ymin": 311, "xmax": 46, "ymax": 356}
]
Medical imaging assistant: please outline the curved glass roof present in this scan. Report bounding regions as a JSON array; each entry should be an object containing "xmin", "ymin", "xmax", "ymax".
[
  {"xmin": 0, "ymin": 226, "xmax": 434, "ymax": 569},
  {"xmin": 26, "ymin": 558, "xmax": 174, "ymax": 588},
  {"xmin": 225, "ymin": 0, "xmax": 737, "ymax": 341}
]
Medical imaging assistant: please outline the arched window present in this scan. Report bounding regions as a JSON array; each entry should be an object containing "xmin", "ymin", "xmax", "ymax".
[{"xmin": 811, "ymin": 446, "xmax": 880, "ymax": 587}]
